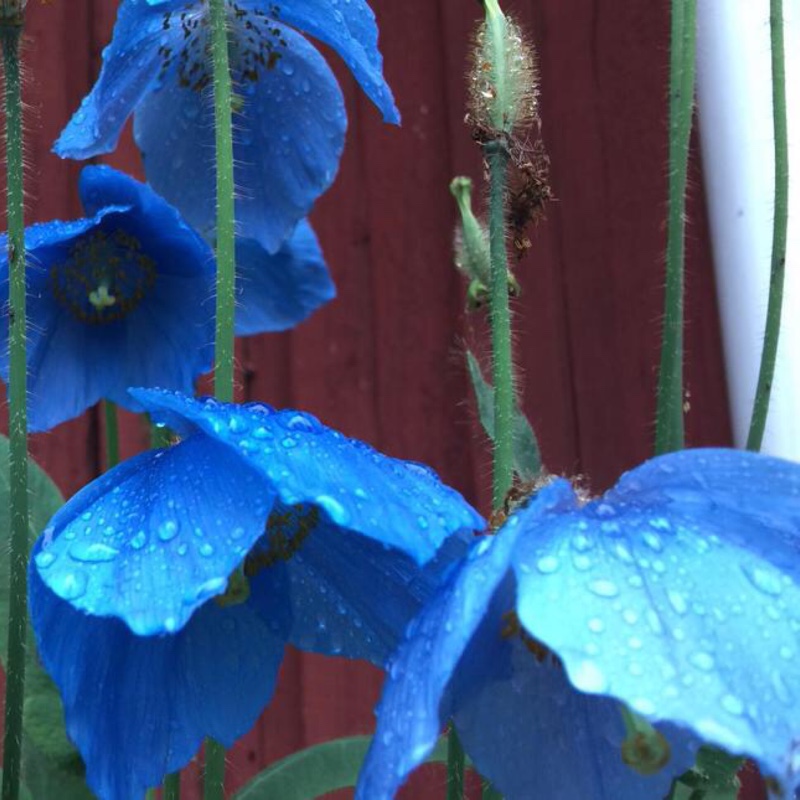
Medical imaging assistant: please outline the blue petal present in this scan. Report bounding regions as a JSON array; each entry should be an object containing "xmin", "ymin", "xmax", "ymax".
[
  {"xmin": 9, "ymin": 167, "xmax": 215, "ymax": 431},
  {"xmin": 355, "ymin": 517, "xmax": 523, "ymax": 799},
  {"xmin": 263, "ymin": 523, "xmax": 470, "ymax": 665},
  {"xmin": 129, "ymin": 390, "xmax": 486, "ymax": 563},
  {"xmin": 135, "ymin": 22, "xmax": 346, "ymax": 252},
  {"xmin": 32, "ymin": 434, "xmax": 275, "ymax": 635},
  {"xmin": 453, "ymin": 629, "xmax": 698, "ymax": 800},
  {"xmin": 513, "ymin": 449, "xmax": 800, "ymax": 793},
  {"xmin": 30, "ymin": 563, "xmax": 287, "ymax": 800},
  {"xmin": 238, "ymin": 0, "xmax": 400, "ymax": 123},
  {"xmin": 235, "ymin": 221, "xmax": 335, "ymax": 336},
  {"xmin": 54, "ymin": 0, "xmax": 179, "ymax": 158}
]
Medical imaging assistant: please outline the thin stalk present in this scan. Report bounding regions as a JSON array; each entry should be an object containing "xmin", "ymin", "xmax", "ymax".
[
  {"xmin": 485, "ymin": 141, "xmax": 515, "ymax": 506},
  {"xmin": 1, "ymin": 14, "xmax": 27, "ymax": 800},
  {"xmin": 654, "ymin": 0, "xmax": 697, "ymax": 455},
  {"xmin": 163, "ymin": 772, "xmax": 181, "ymax": 800},
  {"xmin": 446, "ymin": 726, "xmax": 466, "ymax": 800},
  {"xmin": 210, "ymin": 0, "xmax": 236, "ymax": 403},
  {"xmin": 203, "ymin": 739, "xmax": 226, "ymax": 800},
  {"xmin": 104, "ymin": 400, "xmax": 119, "ymax": 470},
  {"xmin": 206, "ymin": 0, "xmax": 235, "ymax": 795},
  {"xmin": 746, "ymin": 0, "xmax": 788, "ymax": 451},
  {"xmin": 144, "ymin": 791, "xmax": 157, "ymax": 800}
]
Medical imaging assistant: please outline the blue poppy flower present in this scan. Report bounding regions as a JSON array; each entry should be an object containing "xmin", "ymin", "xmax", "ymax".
[
  {"xmin": 0, "ymin": 164, "xmax": 215, "ymax": 432},
  {"xmin": 29, "ymin": 389, "xmax": 483, "ymax": 800},
  {"xmin": 357, "ymin": 448, "xmax": 800, "ymax": 799},
  {"xmin": 55, "ymin": 0, "xmax": 399, "ymax": 254}
]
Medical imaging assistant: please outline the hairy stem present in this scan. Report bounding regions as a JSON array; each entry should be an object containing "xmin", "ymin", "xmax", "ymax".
[
  {"xmin": 211, "ymin": 0, "xmax": 236, "ymax": 404},
  {"xmin": 0, "ymin": 13, "xmax": 27, "ymax": 800},
  {"xmin": 746, "ymin": 0, "xmax": 788, "ymax": 451},
  {"xmin": 104, "ymin": 401, "xmax": 119, "ymax": 470},
  {"xmin": 654, "ymin": 0, "xmax": 696, "ymax": 455},
  {"xmin": 206, "ymin": 0, "xmax": 235, "ymax": 795},
  {"xmin": 164, "ymin": 772, "xmax": 181, "ymax": 800},
  {"xmin": 446, "ymin": 726, "xmax": 466, "ymax": 800},
  {"xmin": 485, "ymin": 141, "xmax": 515, "ymax": 506}
]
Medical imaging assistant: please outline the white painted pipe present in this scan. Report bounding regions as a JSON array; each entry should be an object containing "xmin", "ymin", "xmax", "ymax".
[{"xmin": 696, "ymin": 0, "xmax": 799, "ymax": 458}]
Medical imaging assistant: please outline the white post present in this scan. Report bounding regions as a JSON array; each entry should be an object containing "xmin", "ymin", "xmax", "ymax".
[{"xmin": 696, "ymin": 0, "xmax": 799, "ymax": 457}]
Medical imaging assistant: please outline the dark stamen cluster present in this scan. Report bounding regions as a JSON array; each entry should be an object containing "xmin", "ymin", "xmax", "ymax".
[
  {"xmin": 158, "ymin": 1, "xmax": 288, "ymax": 95},
  {"xmin": 245, "ymin": 504, "xmax": 320, "ymax": 573},
  {"xmin": 50, "ymin": 229, "xmax": 157, "ymax": 325}
]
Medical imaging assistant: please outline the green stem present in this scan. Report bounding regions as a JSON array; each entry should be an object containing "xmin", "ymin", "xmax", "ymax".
[
  {"xmin": 485, "ymin": 141, "xmax": 515, "ymax": 507},
  {"xmin": 203, "ymin": 739, "xmax": 226, "ymax": 800},
  {"xmin": 746, "ymin": 0, "xmax": 788, "ymax": 452},
  {"xmin": 482, "ymin": 781, "xmax": 504, "ymax": 800},
  {"xmin": 654, "ymin": 0, "xmax": 696, "ymax": 455},
  {"xmin": 1, "ymin": 14, "xmax": 27, "ymax": 800},
  {"xmin": 206, "ymin": 0, "xmax": 235, "ymax": 794},
  {"xmin": 210, "ymin": 0, "xmax": 236, "ymax": 404},
  {"xmin": 164, "ymin": 772, "xmax": 181, "ymax": 800},
  {"xmin": 104, "ymin": 401, "xmax": 119, "ymax": 470},
  {"xmin": 446, "ymin": 726, "xmax": 466, "ymax": 800}
]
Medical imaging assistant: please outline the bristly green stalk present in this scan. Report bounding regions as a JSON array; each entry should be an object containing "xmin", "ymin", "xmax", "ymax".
[
  {"xmin": 210, "ymin": 0, "xmax": 235, "ymax": 404},
  {"xmin": 104, "ymin": 401, "xmax": 119, "ymax": 470},
  {"xmin": 164, "ymin": 771, "xmax": 181, "ymax": 800},
  {"xmin": 485, "ymin": 140, "xmax": 514, "ymax": 506},
  {"xmin": 746, "ymin": 0, "xmax": 788, "ymax": 452},
  {"xmin": 206, "ymin": 0, "xmax": 235, "ymax": 796},
  {"xmin": 0, "ymin": 8, "xmax": 27, "ymax": 800},
  {"xmin": 654, "ymin": 0, "xmax": 696, "ymax": 455},
  {"xmin": 446, "ymin": 727, "xmax": 466, "ymax": 800}
]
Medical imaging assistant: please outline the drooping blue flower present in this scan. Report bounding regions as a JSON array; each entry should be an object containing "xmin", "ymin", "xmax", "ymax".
[
  {"xmin": 29, "ymin": 389, "xmax": 483, "ymax": 800},
  {"xmin": 357, "ymin": 448, "xmax": 800, "ymax": 799},
  {"xmin": 55, "ymin": 0, "xmax": 399, "ymax": 254},
  {"xmin": 0, "ymin": 165, "xmax": 215, "ymax": 432}
]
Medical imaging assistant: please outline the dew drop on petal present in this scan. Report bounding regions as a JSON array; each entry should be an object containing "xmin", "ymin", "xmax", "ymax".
[
  {"xmin": 571, "ymin": 660, "xmax": 608, "ymax": 693},
  {"xmin": 158, "ymin": 520, "xmax": 179, "ymax": 542},
  {"xmin": 69, "ymin": 541, "xmax": 120, "ymax": 563},
  {"xmin": 316, "ymin": 494, "xmax": 350, "ymax": 526},
  {"xmin": 536, "ymin": 555, "xmax": 560, "ymax": 574},
  {"xmin": 588, "ymin": 579, "xmax": 619, "ymax": 598},
  {"xmin": 35, "ymin": 551, "xmax": 57, "ymax": 569},
  {"xmin": 742, "ymin": 564, "xmax": 783, "ymax": 596},
  {"xmin": 53, "ymin": 571, "xmax": 88, "ymax": 600}
]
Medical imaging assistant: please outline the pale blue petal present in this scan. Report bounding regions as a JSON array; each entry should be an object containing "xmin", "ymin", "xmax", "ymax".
[
  {"xmin": 513, "ymin": 448, "xmax": 800, "ymax": 793},
  {"xmin": 30, "ymin": 563, "xmax": 287, "ymax": 800},
  {"xmin": 129, "ymin": 390, "xmax": 486, "ymax": 563},
  {"xmin": 237, "ymin": 0, "xmax": 399, "ymax": 122},
  {"xmin": 33, "ymin": 434, "xmax": 275, "ymax": 635},
  {"xmin": 54, "ymin": 0, "xmax": 181, "ymax": 158},
  {"xmin": 235, "ymin": 221, "xmax": 335, "ymax": 336},
  {"xmin": 135, "ymin": 22, "xmax": 346, "ymax": 252}
]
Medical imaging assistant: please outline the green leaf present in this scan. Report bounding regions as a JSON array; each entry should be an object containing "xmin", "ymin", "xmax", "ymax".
[
  {"xmin": 466, "ymin": 351, "xmax": 542, "ymax": 481},
  {"xmin": 22, "ymin": 740, "xmax": 94, "ymax": 800},
  {"xmin": 0, "ymin": 436, "xmax": 92, "ymax": 794},
  {"xmin": 233, "ymin": 735, "xmax": 452, "ymax": 800},
  {"xmin": 667, "ymin": 746, "xmax": 742, "ymax": 800}
]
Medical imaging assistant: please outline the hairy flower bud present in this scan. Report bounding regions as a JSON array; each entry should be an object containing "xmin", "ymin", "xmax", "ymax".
[
  {"xmin": 468, "ymin": 0, "xmax": 538, "ymax": 139},
  {"xmin": 451, "ymin": 176, "xmax": 490, "ymax": 288},
  {"xmin": 0, "ymin": 0, "xmax": 25, "ymax": 24}
]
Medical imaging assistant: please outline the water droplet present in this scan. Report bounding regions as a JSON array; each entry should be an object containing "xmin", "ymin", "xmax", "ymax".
[
  {"xmin": 587, "ymin": 617, "xmax": 605, "ymax": 633},
  {"xmin": 588, "ymin": 579, "xmax": 619, "ymax": 598},
  {"xmin": 287, "ymin": 414, "xmax": 316, "ymax": 432},
  {"xmin": 316, "ymin": 494, "xmax": 349, "ymax": 526},
  {"xmin": 631, "ymin": 698, "xmax": 656, "ymax": 715},
  {"xmin": 536, "ymin": 555, "xmax": 560, "ymax": 574},
  {"xmin": 667, "ymin": 590, "xmax": 688, "ymax": 615},
  {"xmin": 53, "ymin": 571, "xmax": 88, "ymax": 600},
  {"xmin": 281, "ymin": 436, "xmax": 297, "ymax": 449},
  {"xmin": 689, "ymin": 651, "xmax": 715, "ymax": 672},
  {"xmin": 643, "ymin": 532, "xmax": 663, "ymax": 552},
  {"xmin": 130, "ymin": 530, "xmax": 147, "ymax": 550},
  {"xmin": 721, "ymin": 693, "xmax": 744, "ymax": 716},
  {"xmin": 35, "ymin": 551, "xmax": 56, "ymax": 569},
  {"xmin": 158, "ymin": 520, "xmax": 179, "ymax": 542},
  {"xmin": 622, "ymin": 609, "xmax": 638, "ymax": 625},
  {"xmin": 571, "ymin": 660, "xmax": 608, "ymax": 693},
  {"xmin": 69, "ymin": 541, "xmax": 119, "ymax": 563},
  {"xmin": 199, "ymin": 543, "xmax": 215, "ymax": 557},
  {"xmin": 742, "ymin": 564, "xmax": 783, "ymax": 596}
]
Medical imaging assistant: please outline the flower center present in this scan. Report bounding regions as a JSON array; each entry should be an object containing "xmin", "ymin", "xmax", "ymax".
[
  {"xmin": 159, "ymin": 1, "xmax": 288, "ymax": 93},
  {"xmin": 50, "ymin": 229, "xmax": 157, "ymax": 324}
]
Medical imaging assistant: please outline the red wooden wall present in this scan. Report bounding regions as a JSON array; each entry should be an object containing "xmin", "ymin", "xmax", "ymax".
[{"xmin": 8, "ymin": 0, "xmax": 764, "ymax": 797}]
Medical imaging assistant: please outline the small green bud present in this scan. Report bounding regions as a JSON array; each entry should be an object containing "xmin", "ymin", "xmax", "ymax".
[
  {"xmin": 619, "ymin": 704, "xmax": 672, "ymax": 777},
  {"xmin": 469, "ymin": 0, "xmax": 538, "ymax": 138},
  {"xmin": 450, "ymin": 176, "xmax": 490, "ymax": 287}
]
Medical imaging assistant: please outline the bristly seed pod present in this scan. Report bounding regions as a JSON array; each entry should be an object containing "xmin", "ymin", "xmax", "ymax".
[
  {"xmin": 468, "ymin": 0, "xmax": 538, "ymax": 140},
  {"xmin": 0, "ymin": 0, "xmax": 25, "ymax": 24}
]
